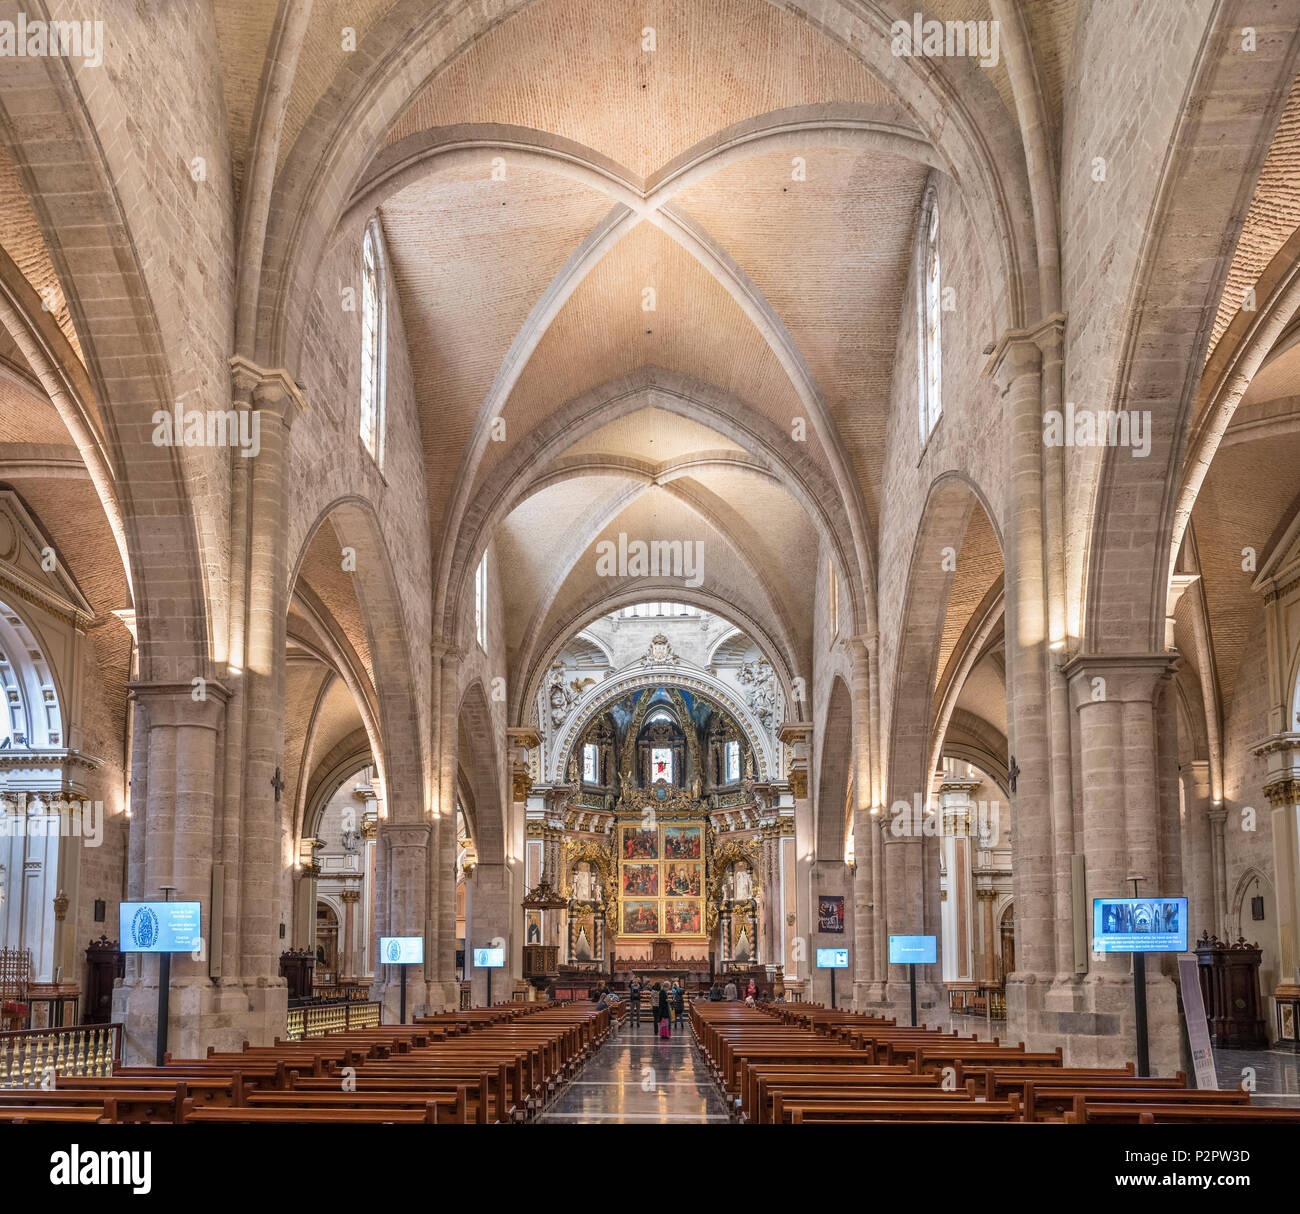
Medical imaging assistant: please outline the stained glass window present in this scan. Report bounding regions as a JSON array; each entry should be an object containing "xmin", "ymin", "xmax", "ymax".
[
  {"xmin": 725, "ymin": 740, "xmax": 740, "ymax": 783},
  {"xmin": 651, "ymin": 747, "xmax": 673, "ymax": 784},
  {"xmin": 583, "ymin": 743, "xmax": 598, "ymax": 784}
]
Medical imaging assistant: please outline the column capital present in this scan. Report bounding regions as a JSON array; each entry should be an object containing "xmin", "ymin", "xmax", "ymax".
[
  {"xmin": 379, "ymin": 821, "xmax": 432, "ymax": 848},
  {"xmin": 982, "ymin": 314, "xmax": 1065, "ymax": 389},
  {"xmin": 128, "ymin": 679, "xmax": 231, "ymax": 727},
  {"xmin": 228, "ymin": 355, "xmax": 306, "ymax": 426},
  {"xmin": 1062, "ymin": 652, "xmax": 1176, "ymax": 709}
]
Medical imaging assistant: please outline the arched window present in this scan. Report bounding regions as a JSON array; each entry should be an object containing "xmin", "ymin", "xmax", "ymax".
[
  {"xmin": 919, "ymin": 191, "xmax": 942, "ymax": 443},
  {"xmin": 724, "ymin": 740, "xmax": 740, "ymax": 783},
  {"xmin": 359, "ymin": 221, "xmax": 387, "ymax": 463}
]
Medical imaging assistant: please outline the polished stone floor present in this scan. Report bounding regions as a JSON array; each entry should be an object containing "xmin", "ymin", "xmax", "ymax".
[
  {"xmin": 537, "ymin": 1013, "xmax": 732, "ymax": 1124},
  {"xmin": 1215, "ymin": 1046, "xmax": 1300, "ymax": 1104}
]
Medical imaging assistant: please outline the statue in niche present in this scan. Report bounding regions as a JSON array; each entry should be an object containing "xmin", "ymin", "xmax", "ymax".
[
  {"xmin": 690, "ymin": 771, "xmax": 702, "ymax": 800},
  {"xmin": 573, "ymin": 861, "xmax": 594, "ymax": 902},
  {"xmin": 733, "ymin": 860, "xmax": 753, "ymax": 903}
]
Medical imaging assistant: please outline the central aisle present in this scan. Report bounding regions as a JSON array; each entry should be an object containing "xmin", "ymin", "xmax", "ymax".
[{"xmin": 538, "ymin": 1012, "xmax": 732, "ymax": 1124}]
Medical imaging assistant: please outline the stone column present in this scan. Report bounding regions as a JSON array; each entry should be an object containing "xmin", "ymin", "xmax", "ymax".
[
  {"xmin": 1062, "ymin": 654, "xmax": 1181, "ymax": 1073},
  {"xmin": 465, "ymin": 862, "xmax": 514, "ymax": 1007},
  {"xmin": 340, "ymin": 888, "xmax": 360, "ymax": 981},
  {"xmin": 779, "ymin": 722, "xmax": 812, "ymax": 987},
  {"xmin": 292, "ymin": 862, "xmax": 317, "ymax": 951},
  {"xmin": 431, "ymin": 645, "xmax": 462, "ymax": 1010},
  {"xmin": 1263, "ymin": 773, "xmax": 1300, "ymax": 994},
  {"xmin": 848, "ymin": 637, "xmax": 880, "ymax": 1007},
  {"xmin": 984, "ymin": 329, "xmax": 1057, "ymax": 1046},
  {"xmin": 113, "ymin": 681, "xmax": 292, "ymax": 1062},
  {"xmin": 235, "ymin": 367, "xmax": 301, "ymax": 986},
  {"xmin": 1179, "ymin": 760, "xmax": 1215, "ymax": 942},
  {"xmin": 977, "ymin": 889, "xmax": 998, "ymax": 982},
  {"xmin": 1208, "ymin": 804, "xmax": 1230, "ymax": 938},
  {"xmin": 376, "ymin": 821, "xmax": 431, "ymax": 1022}
]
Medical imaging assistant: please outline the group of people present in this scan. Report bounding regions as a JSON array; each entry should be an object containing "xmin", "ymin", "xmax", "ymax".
[
  {"xmin": 626, "ymin": 975, "xmax": 686, "ymax": 1035},
  {"xmin": 706, "ymin": 977, "xmax": 759, "ymax": 1004}
]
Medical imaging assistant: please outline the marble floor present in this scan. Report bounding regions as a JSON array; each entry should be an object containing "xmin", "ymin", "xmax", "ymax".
[
  {"xmin": 537, "ymin": 1014, "xmax": 732, "ymax": 1124},
  {"xmin": 1215, "ymin": 1046, "xmax": 1300, "ymax": 1104}
]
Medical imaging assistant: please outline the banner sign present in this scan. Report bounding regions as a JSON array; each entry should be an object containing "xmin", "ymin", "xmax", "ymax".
[{"xmin": 1177, "ymin": 955, "xmax": 1218, "ymax": 1089}]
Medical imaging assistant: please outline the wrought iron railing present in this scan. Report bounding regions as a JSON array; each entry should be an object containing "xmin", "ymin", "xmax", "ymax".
[
  {"xmin": 0, "ymin": 1023, "xmax": 122, "ymax": 1088},
  {"xmin": 284, "ymin": 1000, "xmax": 381, "ymax": 1040}
]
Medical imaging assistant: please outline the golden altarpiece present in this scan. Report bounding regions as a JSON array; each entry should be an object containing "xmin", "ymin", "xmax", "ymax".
[{"xmin": 519, "ymin": 678, "xmax": 790, "ymax": 991}]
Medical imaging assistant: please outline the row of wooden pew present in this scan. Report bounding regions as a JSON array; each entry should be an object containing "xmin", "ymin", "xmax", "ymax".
[
  {"xmin": 690, "ymin": 1002, "xmax": 1300, "ymax": 1124},
  {"xmin": 0, "ymin": 1002, "xmax": 609, "ymax": 1124}
]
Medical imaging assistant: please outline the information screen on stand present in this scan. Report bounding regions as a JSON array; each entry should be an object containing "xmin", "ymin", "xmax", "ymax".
[
  {"xmin": 816, "ymin": 948, "xmax": 848, "ymax": 968},
  {"xmin": 473, "ymin": 947, "xmax": 505, "ymax": 968},
  {"xmin": 1092, "ymin": 898, "xmax": 1187, "ymax": 953},
  {"xmin": 119, "ymin": 901, "xmax": 202, "ymax": 953},
  {"xmin": 379, "ymin": 936, "xmax": 424, "ymax": 964},
  {"xmin": 888, "ymin": 934, "xmax": 937, "ymax": 965}
]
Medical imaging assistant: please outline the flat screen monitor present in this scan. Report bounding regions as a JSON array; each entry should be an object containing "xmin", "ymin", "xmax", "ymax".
[
  {"xmin": 379, "ymin": 936, "xmax": 424, "ymax": 965},
  {"xmin": 473, "ymin": 947, "xmax": 505, "ymax": 968},
  {"xmin": 1092, "ymin": 897, "xmax": 1188, "ymax": 953},
  {"xmin": 888, "ymin": 934, "xmax": 937, "ymax": 965},
  {"xmin": 119, "ymin": 901, "xmax": 202, "ymax": 953},
  {"xmin": 816, "ymin": 948, "xmax": 849, "ymax": 969}
]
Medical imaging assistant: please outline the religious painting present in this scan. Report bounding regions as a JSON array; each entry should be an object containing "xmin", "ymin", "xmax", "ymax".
[
  {"xmin": 525, "ymin": 911, "xmax": 542, "ymax": 945},
  {"xmin": 818, "ymin": 895, "xmax": 845, "ymax": 934},
  {"xmin": 622, "ymin": 826, "xmax": 659, "ymax": 860},
  {"xmin": 663, "ymin": 825, "xmax": 701, "ymax": 859},
  {"xmin": 622, "ymin": 863, "xmax": 659, "ymax": 896},
  {"xmin": 623, "ymin": 900, "xmax": 660, "ymax": 934},
  {"xmin": 664, "ymin": 900, "xmax": 702, "ymax": 934},
  {"xmin": 664, "ymin": 861, "xmax": 702, "ymax": 897}
]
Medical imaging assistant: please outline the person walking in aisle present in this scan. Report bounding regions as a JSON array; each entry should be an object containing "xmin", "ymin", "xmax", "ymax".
[
  {"xmin": 670, "ymin": 979, "xmax": 685, "ymax": 1032},
  {"xmin": 628, "ymin": 974, "xmax": 643, "ymax": 1026},
  {"xmin": 650, "ymin": 983, "xmax": 663, "ymax": 1035},
  {"xmin": 656, "ymin": 982, "xmax": 671, "ymax": 1039}
]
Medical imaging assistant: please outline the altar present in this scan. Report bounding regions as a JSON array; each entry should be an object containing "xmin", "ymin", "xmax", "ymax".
[{"xmin": 519, "ymin": 671, "xmax": 796, "ymax": 993}]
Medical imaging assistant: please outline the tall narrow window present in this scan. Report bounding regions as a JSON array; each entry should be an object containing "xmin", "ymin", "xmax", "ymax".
[
  {"xmin": 360, "ymin": 222, "xmax": 387, "ymax": 462},
  {"xmin": 724, "ymin": 740, "xmax": 740, "ymax": 783},
  {"xmin": 583, "ymin": 743, "xmax": 598, "ymax": 784},
  {"xmin": 650, "ymin": 747, "xmax": 674, "ymax": 784},
  {"xmin": 475, "ymin": 553, "xmax": 488, "ymax": 651},
  {"xmin": 919, "ymin": 193, "xmax": 942, "ymax": 442},
  {"xmin": 827, "ymin": 559, "xmax": 839, "ymax": 638}
]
